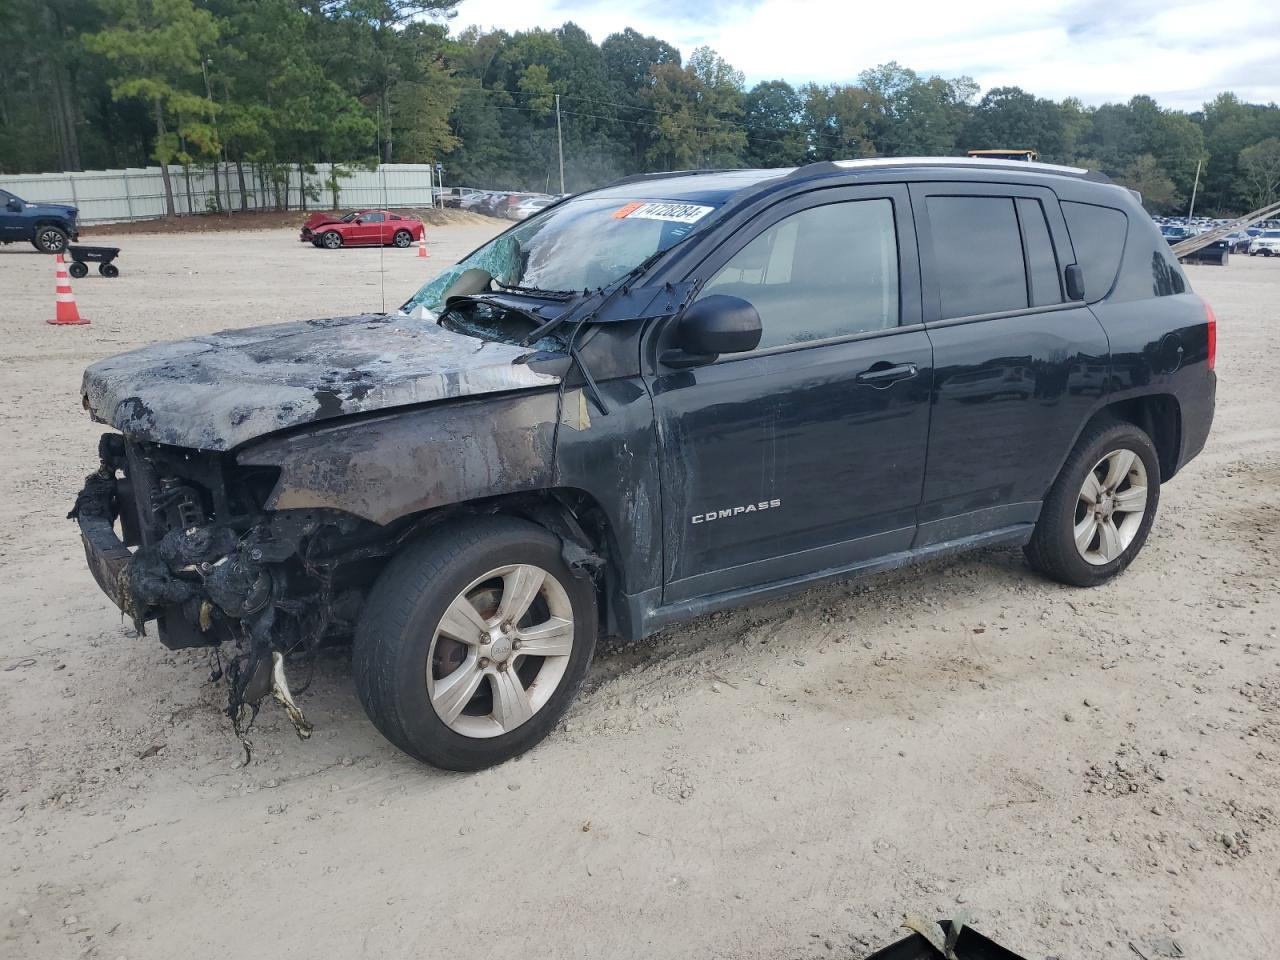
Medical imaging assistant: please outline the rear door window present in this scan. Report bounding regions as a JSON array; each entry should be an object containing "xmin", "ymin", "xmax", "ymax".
[
  {"xmin": 926, "ymin": 196, "xmax": 1028, "ymax": 319},
  {"xmin": 1060, "ymin": 201, "xmax": 1127, "ymax": 301},
  {"xmin": 1017, "ymin": 198, "xmax": 1062, "ymax": 306}
]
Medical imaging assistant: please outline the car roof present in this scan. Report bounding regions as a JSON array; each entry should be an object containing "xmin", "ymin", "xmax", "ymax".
[
  {"xmin": 588, "ymin": 168, "xmax": 796, "ymax": 204},
  {"xmin": 589, "ymin": 156, "xmax": 1109, "ymax": 207}
]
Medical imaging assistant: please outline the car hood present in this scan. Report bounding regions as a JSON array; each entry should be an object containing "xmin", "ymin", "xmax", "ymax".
[
  {"xmin": 81, "ymin": 314, "xmax": 561, "ymax": 452},
  {"xmin": 26, "ymin": 202, "xmax": 78, "ymax": 217},
  {"xmin": 302, "ymin": 212, "xmax": 348, "ymax": 229}
]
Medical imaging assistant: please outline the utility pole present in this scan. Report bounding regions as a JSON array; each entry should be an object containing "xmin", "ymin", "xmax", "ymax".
[
  {"xmin": 555, "ymin": 93, "xmax": 565, "ymax": 195},
  {"xmin": 1187, "ymin": 158, "xmax": 1202, "ymax": 223}
]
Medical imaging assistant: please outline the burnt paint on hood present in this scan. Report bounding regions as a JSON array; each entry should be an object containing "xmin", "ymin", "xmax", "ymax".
[{"xmin": 81, "ymin": 313, "xmax": 560, "ymax": 451}]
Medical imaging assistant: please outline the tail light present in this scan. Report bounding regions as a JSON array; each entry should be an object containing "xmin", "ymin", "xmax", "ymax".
[{"xmin": 1202, "ymin": 297, "xmax": 1216, "ymax": 371}]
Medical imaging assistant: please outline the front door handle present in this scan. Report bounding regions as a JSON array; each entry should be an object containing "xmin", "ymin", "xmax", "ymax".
[{"xmin": 855, "ymin": 361, "xmax": 918, "ymax": 387}]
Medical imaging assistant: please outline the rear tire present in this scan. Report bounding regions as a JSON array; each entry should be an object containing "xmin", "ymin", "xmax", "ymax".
[
  {"xmin": 392, "ymin": 229, "xmax": 412, "ymax": 247},
  {"xmin": 353, "ymin": 516, "xmax": 597, "ymax": 771},
  {"xmin": 1024, "ymin": 419, "xmax": 1161, "ymax": 587}
]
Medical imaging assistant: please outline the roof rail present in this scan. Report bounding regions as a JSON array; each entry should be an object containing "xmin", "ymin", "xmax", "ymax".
[{"xmin": 786, "ymin": 156, "xmax": 1092, "ymax": 181}]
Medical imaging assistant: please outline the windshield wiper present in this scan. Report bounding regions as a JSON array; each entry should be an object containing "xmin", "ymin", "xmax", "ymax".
[
  {"xmin": 492, "ymin": 282, "xmax": 577, "ymax": 300},
  {"xmin": 518, "ymin": 247, "xmax": 674, "ymax": 347}
]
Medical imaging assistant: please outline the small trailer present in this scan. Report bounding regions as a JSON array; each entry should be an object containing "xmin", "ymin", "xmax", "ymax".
[{"xmin": 67, "ymin": 244, "xmax": 121, "ymax": 278}]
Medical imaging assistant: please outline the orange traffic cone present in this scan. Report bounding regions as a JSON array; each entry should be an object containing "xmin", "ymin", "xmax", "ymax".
[
  {"xmin": 48, "ymin": 254, "xmax": 88, "ymax": 326},
  {"xmin": 417, "ymin": 234, "xmax": 429, "ymax": 258}
]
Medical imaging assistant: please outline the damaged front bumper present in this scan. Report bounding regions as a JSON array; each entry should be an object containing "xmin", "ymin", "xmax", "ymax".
[
  {"xmin": 68, "ymin": 434, "xmax": 371, "ymax": 740},
  {"xmin": 70, "ymin": 449, "xmax": 268, "ymax": 649},
  {"xmin": 74, "ymin": 469, "xmax": 139, "ymax": 625}
]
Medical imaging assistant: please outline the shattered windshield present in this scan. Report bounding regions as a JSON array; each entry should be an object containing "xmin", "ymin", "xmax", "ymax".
[{"xmin": 401, "ymin": 196, "xmax": 717, "ymax": 317}]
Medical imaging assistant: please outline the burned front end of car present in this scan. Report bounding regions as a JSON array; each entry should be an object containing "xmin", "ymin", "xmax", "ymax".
[
  {"xmin": 71, "ymin": 432, "xmax": 390, "ymax": 732},
  {"xmin": 68, "ymin": 313, "xmax": 571, "ymax": 739}
]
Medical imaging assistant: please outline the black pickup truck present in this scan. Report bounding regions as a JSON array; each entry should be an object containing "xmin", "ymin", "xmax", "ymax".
[
  {"xmin": 71, "ymin": 158, "xmax": 1216, "ymax": 770},
  {"xmin": 0, "ymin": 187, "xmax": 79, "ymax": 252}
]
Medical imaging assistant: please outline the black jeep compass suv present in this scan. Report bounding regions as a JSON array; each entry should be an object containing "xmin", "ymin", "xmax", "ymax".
[{"xmin": 72, "ymin": 157, "xmax": 1216, "ymax": 769}]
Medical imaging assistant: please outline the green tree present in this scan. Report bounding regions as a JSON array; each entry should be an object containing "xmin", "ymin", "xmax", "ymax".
[
  {"xmin": 321, "ymin": 1, "xmax": 458, "ymax": 161},
  {"xmin": 1117, "ymin": 154, "xmax": 1177, "ymax": 211},
  {"xmin": 859, "ymin": 62, "xmax": 975, "ymax": 155},
  {"xmin": 642, "ymin": 49, "xmax": 746, "ymax": 171},
  {"xmin": 802, "ymin": 83, "xmax": 881, "ymax": 161},
  {"xmin": 1239, "ymin": 138, "xmax": 1280, "ymax": 209},
  {"xmin": 83, "ymin": 0, "xmax": 221, "ymax": 215},
  {"xmin": 962, "ymin": 86, "xmax": 1066, "ymax": 159},
  {"xmin": 743, "ymin": 81, "xmax": 808, "ymax": 167}
]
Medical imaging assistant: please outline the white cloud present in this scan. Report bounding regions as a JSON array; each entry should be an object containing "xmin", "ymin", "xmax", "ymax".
[{"xmin": 451, "ymin": 0, "xmax": 1280, "ymax": 109}]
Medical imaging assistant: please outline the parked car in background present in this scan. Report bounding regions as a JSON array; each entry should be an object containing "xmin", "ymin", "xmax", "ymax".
[
  {"xmin": 301, "ymin": 209, "xmax": 425, "ymax": 249},
  {"xmin": 1249, "ymin": 230, "xmax": 1280, "ymax": 256},
  {"xmin": 0, "ymin": 187, "xmax": 80, "ymax": 253},
  {"xmin": 299, "ymin": 209, "xmax": 361, "ymax": 242},
  {"xmin": 1227, "ymin": 230, "xmax": 1261, "ymax": 253},
  {"xmin": 444, "ymin": 188, "xmax": 486, "ymax": 210},
  {"xmin": 510, "ymin": 195, "xmax": 555, "ymax": 220},
  {"xmin": 73, "ymin": 157, "xmax": 1215, "ymax": 770}
]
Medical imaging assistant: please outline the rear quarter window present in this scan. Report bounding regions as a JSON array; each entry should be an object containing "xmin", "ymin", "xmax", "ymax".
[
  {"xmin": 1110, "ymin": 216, "xmax": 1188, "ymax": 301},
  {"xmin": 1060, "ymin": 201, "xmax": 1127, "ymax": 302}
]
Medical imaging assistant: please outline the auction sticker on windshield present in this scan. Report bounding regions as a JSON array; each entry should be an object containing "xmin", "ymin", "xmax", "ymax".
[{"xmin": 612, "ymin": 202, "xmax": 714, "ymax": 224}]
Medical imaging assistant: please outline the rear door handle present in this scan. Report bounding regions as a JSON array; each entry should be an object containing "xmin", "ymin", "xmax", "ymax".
[{"xmin": 855, "ymin": 362, "xmax": 918, "ymax": 387}]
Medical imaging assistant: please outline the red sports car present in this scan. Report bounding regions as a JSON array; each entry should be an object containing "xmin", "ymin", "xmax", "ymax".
[{"xmin": 300, "ymin": 209, "xmax": 425, "ymax": 249}]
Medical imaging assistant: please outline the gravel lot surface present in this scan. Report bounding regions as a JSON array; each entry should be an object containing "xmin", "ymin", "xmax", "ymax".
[{"xmin": 2, "ymin": 227, "xmax": 1277, "ymax": 960}]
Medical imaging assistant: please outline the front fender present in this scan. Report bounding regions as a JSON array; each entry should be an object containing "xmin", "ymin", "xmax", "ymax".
[{"xmin": 237, "ymin": 391, "xmax": 560, "ymax": 525}]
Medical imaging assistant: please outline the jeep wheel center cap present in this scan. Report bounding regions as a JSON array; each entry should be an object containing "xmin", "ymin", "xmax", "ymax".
[{"xmin": 488, "ymin": 635, "xmax": 513, "ymax": 663}]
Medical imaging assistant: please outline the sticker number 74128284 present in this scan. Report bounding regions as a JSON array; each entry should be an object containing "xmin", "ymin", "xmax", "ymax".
[{"xmin": 612, "ymin": 201, "xmax": 714, "ymax": 224}]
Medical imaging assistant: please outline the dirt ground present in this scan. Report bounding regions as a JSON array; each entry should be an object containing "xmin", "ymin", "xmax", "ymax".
[{"xmin": 1, "ymin": 227, "xmax": 1277, "ymax": 960}]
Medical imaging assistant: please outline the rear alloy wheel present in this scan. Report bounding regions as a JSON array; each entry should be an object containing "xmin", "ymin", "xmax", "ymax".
[
  {"xmin": 1025, "ymin": 420, "xmax": 1161, "ymax": 587},
  {"xmin": 392, "ymin": 229, "xmax": 412, "ymax": 248},
  {"xmin": 320, "ymin": 230, "xmax": 342, "ymax": 249},
  {"xmin": 353, "ymin": 517, "xmax": 597, "ymax": 770},
  {"xmin": 32, "ymin": 225, "xmax": 68, "ymax": 254},
  {"xmin": 1072, "ymin": 449, "xmax": 1149, "ymax": 566}
]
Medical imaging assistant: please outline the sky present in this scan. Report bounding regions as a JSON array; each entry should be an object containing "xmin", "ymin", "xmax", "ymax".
[{"xmin": 449, "ymin": 0, "xmax": 1280, "ymax": 110}]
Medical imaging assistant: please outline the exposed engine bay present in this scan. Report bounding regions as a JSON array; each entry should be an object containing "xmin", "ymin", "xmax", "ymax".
[
  {"xmin": 69, "ymin": 430, "xmax": 605, "ymax": 755},
  {"xmin": 71, "ymin": 433, "xmax": 420, "ymax": 749}
]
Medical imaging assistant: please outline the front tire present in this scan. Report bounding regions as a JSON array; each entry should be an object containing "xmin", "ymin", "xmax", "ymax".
[
  {"xmin": 320, "ymin": 230, "xmax": 342, "ymax": 250},
  {"xmin": 1025, "ymin": 419, "xmax": 1161, "ymax": 587},
  {"xmin": 32, "ymin": 225, "xmax": 68, "ymax": 253},
  {"xmin": 353, "ymin": 517, "xmax": 597, "ymax": 770}
]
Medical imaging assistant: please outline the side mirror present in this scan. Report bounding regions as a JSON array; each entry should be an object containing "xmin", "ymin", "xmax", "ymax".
[
  {"xmin": 6, "ymin": 198, "xmax": 21, "ymax": 212},
  {"xmin": 662, "ymin": 295, "xmax": 763, "ymax": 368},
  {"xmin": 1065, "ymin": 264, "xmax": 1086, "ymax": 301}
]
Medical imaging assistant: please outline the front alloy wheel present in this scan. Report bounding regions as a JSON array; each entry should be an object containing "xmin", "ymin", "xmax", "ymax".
[
  {"xmin": 34, "ymin": 226, "xmax": 68, "ymax": 253},
  {"xmin": 321, "ymin": 230, "xmax": 342, "ymax": 249},
  {"xmin": 427, "ymin": 564, "xmax": 575, "ymax": 737},
  {"xmin": 353, "ymin": 516, "xmax": 597, "ymax": 770}
]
